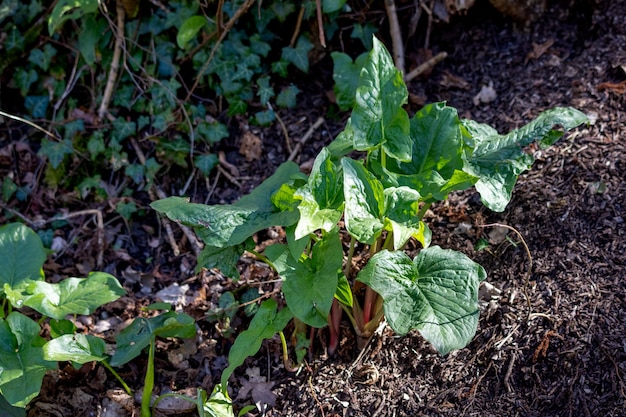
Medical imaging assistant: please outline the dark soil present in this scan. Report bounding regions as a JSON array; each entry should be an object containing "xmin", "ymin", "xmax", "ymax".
[{"xmin": 1, "ymin": 0, "xmax": 624, "ymax": 416}]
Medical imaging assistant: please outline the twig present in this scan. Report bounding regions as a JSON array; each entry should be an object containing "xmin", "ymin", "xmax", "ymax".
[
  {"xmin": 185, "ymin": 0, "xmax": 256, "ymax": 102},
  {"xmin": 216, "ymin": 165, "xmax": 242, "ymax": 188},
  {"xmin": 384, "ymin": 0, "xmax": 405, "ymax": 74},
  {"xmin": 290, "ymin": 6, "xmax": 305, "ymax": 47},
  {"xmin": 272, "ymin": 104, "xmax": 292, "ymax": 154},
  {"xmin": 204, "ymin": 170, "xmax": 221, "ymax": 204},
  {"xmin": 287, "ymin": 117, "xmax": 325, "ymax": 162},
  {"xmin": 98, "ymin": 0, "xmax": 125, "ymax": 121},
  {"xmin": 0, "ymin": 110, "xmax": 59, "ymax": 140},
  {"xmin": 404, "ymin": 51, "xmax": 448, "ymax": 82},
  {"xmin": 315, "ymin": 0, "xmax": 326, "ymax": 48},
  {"xmin": 504, "ymin": 352, "xmax": 516, "ymax": 394},
  {"xmin": 308, "ymin": 374, "xmax": 326, "ymax": 417}
]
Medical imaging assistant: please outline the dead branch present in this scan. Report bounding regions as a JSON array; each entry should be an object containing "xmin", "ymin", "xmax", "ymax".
[
  {"xmin": 98, "ymin": 0, "xmax": 125, "ymax": 121},
  {"xmin": 315, "ymin": 0, "xmax": 326, "ymax": 48},
  {"xmin": 404, "ymin": 51, "xmax": 448, "ymax": 82},
  {"xmin": 384, "ymin": 0, "xmax": 405, "ymax": 74}
]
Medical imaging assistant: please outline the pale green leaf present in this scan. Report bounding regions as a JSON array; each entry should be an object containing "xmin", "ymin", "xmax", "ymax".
[
  {"xmin": 382, "ymin": 186, "xmax": 431, "ymax": 249},
  {"xmin": 20, "ymin": 272, "xmax": 125, "ymax": 320},
  {"xmin": 43, "ymin": 334, "xmax": 106, "ymax": 364},
  {"xmin": 177, "ymin": 15, "xmax": 207, "ymax": 49},
  {"xmin": 341, "ymin": 158, "xmax": 384, "ymax": 244}
]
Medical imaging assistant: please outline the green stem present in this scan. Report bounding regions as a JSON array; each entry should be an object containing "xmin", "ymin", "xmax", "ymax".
[
  {"xmin": 417, "ymin": 202, "xmax": 432, "ymax": 220},
  {"xmin": 382, "ymin": 230, "xmax": 394, "ymax": 251},
  {"xmin": 101, "ymin": 361, "xmax": 132, "ymax": 395},
  {"xmin": 278, "ymin": 331, "xmax": 299, "ymax": 372},
  {"xmin": 142, "ymin": 337, "xmax": 156, "ymax": 417},
  {"xmin": 247, "ymin": 249, "xmax": 276, "ymax": 271}
]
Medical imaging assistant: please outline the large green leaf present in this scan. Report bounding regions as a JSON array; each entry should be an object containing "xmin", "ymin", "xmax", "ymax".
[
  {"xmin": 294, "ymin": 148, "xmax": 344, "ymax": 239},
  {"xmin": 267, "ymin": 229, "xmax": 342, "ymax": 327},
  {"xmin": 43, "ymin": 334, "xmax": 107, "ymax": 364},
  {"xmin": 0, "ymin": 223, "xmax": 46, "ymax": 298},
  {"xmin": 357, "ymin": 246, "xmax": 486, "ymax": 355},
  {"xmin": 196, "ymin": 238, "xmax": 254, "ymax": 278},
  {"xmin": 221, "ymin": 299, "xmax": 292, "ymax": 386},
  {"xmin": 462, "ymin": 107, "xmax": 588, "ymax": 211},
  {"xmin": 351, "ymin": 38, "xmax": 411, "ymax": 162},
  {"xmin": 0, "ymin": 312, "xmax": 56, "ymax": 408},
  {"xmin": 18, "ymin": 272, "xmax": 125, "ymax": 320},
  {"xmin": 151, "ymin": 162, "xmax": 301, "ymax": 247},
  {"xmin": 342, "ymin": 158, "xmax": 385, "ymax": 244},
  {"xmin": 370, "ymin": 102, "xmax": 476, "ymax": 202},
  {"xmin": 110, "ymin": 310, "xmax": 196, "ymax": 367}
]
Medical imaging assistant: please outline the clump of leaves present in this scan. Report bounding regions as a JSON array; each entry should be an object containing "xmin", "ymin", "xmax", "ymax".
[{"xmin": 152, "ymin": 36, "xmax": 588, "ymax": 393}]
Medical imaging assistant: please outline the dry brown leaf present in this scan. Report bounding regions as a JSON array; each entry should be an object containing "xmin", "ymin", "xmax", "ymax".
[
  {"xmin": 439, "ymin": 70, "xmax": 470, "ymax": 90},
  {"xmin": 525, "ymin": 38, "xmax": 555, "ymax": 64},
  {"xmin": 239, "ymin": 131, "xmax": 263, "ymax": 162}
]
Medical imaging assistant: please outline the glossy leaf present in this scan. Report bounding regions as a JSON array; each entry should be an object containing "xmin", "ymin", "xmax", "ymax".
[
  {"xmin": 334, "ymin": 273, "xmax": 353, "ymax": 307},
  {"xmin": 197, "ymin": 238, "xmax": 254, "ymax": 278},
  {"xmin": 342, "ymin": 158, "xmax": 384, "ymax": 244},
  {"xmin": 0, "ymin": 312, "xmax": 56, "ymax": 408},
  {"xmin": 294, "ymin": 148, "xmax": 344, "ymax": 239},
  {"xmin": 383, "ymin": 187, "xmax": 431, "ymax": 249},
  {"xmin": 351, "ymin": 38, "xmax": 411, "ymax": 162},
  {"xmin": 268, "ymin": 230, "xmax": 342, "ymax": 327},
  {"xmin": 48, "ymin": 0, "xmax": 99, "ymax": 34},
  {"xmin": 221, "ymin": 299, "xmax": 292, "ymax": 386},
  {"xmin": 0, "ymin": 223, "xmax": 46, "ymax": 299},
  {"xmin": 462, "ymin": 107, "xmax": 588, "ymax": 211},
  {"xmin": 43, "ymin": 334, "xmax": 107, "ymax": 364},
  {"xmin": 357, "ymin": 246, "xmax": 486, "ymax": 355},
  {"xmin": 151, "ymin": 162, "xmax": 301, "ymax": 247},
  {"xmin": 18, "ymin": 272, "xmax": 125, "ymax": 320}
]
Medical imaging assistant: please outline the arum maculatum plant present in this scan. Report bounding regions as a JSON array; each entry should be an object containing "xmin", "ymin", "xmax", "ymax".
[{"xmin": 152, "ymin": 38, "xmax": 588, "ymax": 392}]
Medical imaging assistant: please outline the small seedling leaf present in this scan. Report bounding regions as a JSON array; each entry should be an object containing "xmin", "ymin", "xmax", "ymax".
[
  {"xmin": 357, "ymin": 246, "xmax": 486, "ymax": 355},
  {"xmin": 43, "ymin": 334, "xmax": 107, "ymax": 364},
  {"xmin": 177, "ymin": 15, "xmax": 207, "ymax": 49},
  {"xmin": 221, "ymin": 299, "xmax": 292, "ymax": 386}
]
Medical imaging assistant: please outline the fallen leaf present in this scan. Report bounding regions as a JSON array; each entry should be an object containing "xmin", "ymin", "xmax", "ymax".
[
  {"xmin": 237, "ymin": 367, "xmax": 277, "ymax": 412},
  {"xmin": 597, "ymin": 80, "xmax": 626, "ymax": 94},
  {"xmin": 239, "ymin": 131, "xmax": 263, "ymax": 162},
  {"xmin": 525, "ymin": 38, "xmax": 554, "ymax": 64},
  {"xmin": 473, "ymin": 82, "xmax": 497, "ymax": 106},
  {"xmin": 439, "ymin": 70, "xmax": 470, "ymax": 90}
]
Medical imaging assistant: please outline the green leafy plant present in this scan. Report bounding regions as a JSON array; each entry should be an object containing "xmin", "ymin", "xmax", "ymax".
[
  {"xmin": 152, "ymin": 36, "xmax": 588, "ymax": 385},
  {"xmin": 0, "ymin": 223, "xmax": 201, "ymax": 416}
]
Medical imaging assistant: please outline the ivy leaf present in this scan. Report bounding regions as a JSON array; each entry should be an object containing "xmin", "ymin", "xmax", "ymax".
[
  {"xmin": 323, "ymin": 0, "xmax": 347, "ymax": 13},
  {"xmin": 24, "ymin": 96, "xmax": 49, "ymax": 119},
  {"xmin": 254, "ymin": 109, "xmax": 275, "ymax": 126},
  {"xmin": 282, "ymin": 35, "xmax": 313, "ymax": 73},
  {"xmin": 357, "ymin": 246, "xmax": 486, "ymax": 355},
  {"xmin": 43, "ymin": 334, "xmax": 107, "ymax": 364},
  {"xmin": 271, "ymin": 2, "xmax": 296, "ymax": 22},
  {"xmin": 462, "ymin": 107, "xmax": 588, "ymax": 211},
  {"xmin": 0, "ymin": 312, "xmax": 56, "ymax": 407},
  {"xmin": 28, "ymin": 44, "xmax": 56, "ymax": 71},
  {"xmin": 0, "ymin": 223, "xmax": 46, "ymax": 298},
  {"xmin": 276, "ymin": 85, "xmax": 300, "ymax": 109},
  {"xmin": 194, "ymin": 153, "xmax": 219, "ymax": 176},
  {"xmin": 221, "ymin": 299, "xmax": 293, "ymax": 386},
  {"xmin": 197, "ymin": 121, "xmax": 228, "ymax": 144},
  {"xmin": 19, "ymin": 272, "xmax": 125, "ymax": 320},
  {"xmin": 256, "ymin": 76, "xmax": 275, "ymax": 106},
  {"xmin": 151, "ymin": 162, "xmax": 301, "ymax": 247},
  {"xmin": 112, "ymin": 119, "xmax": 136, "ymax": 142},
  {"xmin": 271, "ymin": 59, "xmax": 290, "ymax": 78},
  {"xmin": 331, "ymin": 52, "xmax": 367, "ymax": 111},
  {"xmin": 14, "ymin": 68, "xmax": 38, "ymax": 96},
  {"xmin": 341, "ymin": 158, "xmax": 385, "ymax": 244},
  {"xmin": 352, "ymin": 37, "xmax": 411, "ymax": 162}
]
